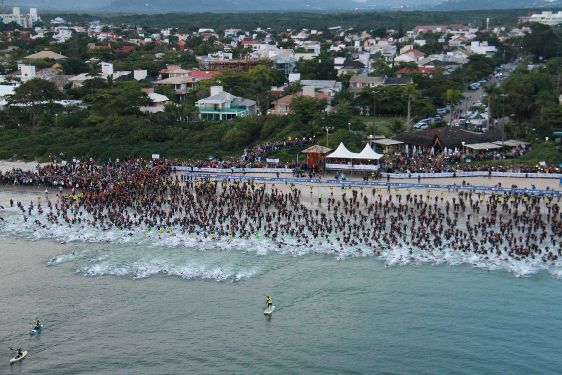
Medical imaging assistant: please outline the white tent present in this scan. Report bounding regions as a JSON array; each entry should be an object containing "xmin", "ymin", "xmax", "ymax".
[
  {"xmin": 356, "ymin": 144, "xmax": 383, "ymax": 160},
  {"xmin": 326, "ymin": 142, "xmax": 359, "ymax": 159}
]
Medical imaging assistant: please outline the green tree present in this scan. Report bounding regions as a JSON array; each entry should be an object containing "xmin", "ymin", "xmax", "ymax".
[
  {"xmin": 295, "ymin": 53, "xmax": 336, "ymax": 80},
  {"xmin": 522, "ymin": 23, "xmax": 562, "ymax": 60},
  {"xmin": 61, "ymin": 58, "xmax": 89, "ymax": 75},
  {"xmin": 444, "ymin": 88, "xmax": 462, "ymax": 125},
  {"xmin": 155, "ymin": 85, "xmax": 177, "ymax": 102},
  {"xmin": 84, "ymin": 81, "xmax": 151, "ymax": 119},
  {"xmin": 9, "ymin": 78, "xmax": 64, "ymax": 129},
  {"xmin": 483, "ymin": 83, "xmax": 500, "ymax": 126},
  {"xmin": 404, "ymin": 84, "xmax": 417, "ymax": 129},
  {"xmin": 292, "ymin": 96, "xmax": 326, "ymax": 125},
  {"xmin": 390, "ymin": 118, "xmax": 404, "ymax": 135},
  {"xmin": 62, "ymin": 32, "xmax": 90, "ymax": 60}
]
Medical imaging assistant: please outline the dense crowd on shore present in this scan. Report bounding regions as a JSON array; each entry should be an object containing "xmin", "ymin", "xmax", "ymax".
[
  {"xmin": 1, "ymin": 147, "xmax": 559, "ymax": 191},
  {"xmin": 1, "ymin": 158, "xmax": 560, "ymax": 270},
  {"xmin": 379, "ymin": 147, "xmax": 559, "ymax": 174}
]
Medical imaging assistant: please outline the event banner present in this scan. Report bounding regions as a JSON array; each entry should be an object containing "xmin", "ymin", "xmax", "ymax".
[{"xmin": 173, "ymin": 166, "xmax": 562, "ymax": 180}]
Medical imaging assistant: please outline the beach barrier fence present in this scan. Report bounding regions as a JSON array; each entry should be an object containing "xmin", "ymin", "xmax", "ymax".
[
  {"xmin": 185, "ymin": 173, "xmax": 562, "ymax": 197},
  {"xmin": 174, "ymin": 167, "xmax": 562, "ymax": 180}
]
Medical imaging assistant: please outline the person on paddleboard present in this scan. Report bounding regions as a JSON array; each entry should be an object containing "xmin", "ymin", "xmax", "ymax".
[{"xmin": 266, "ymin": 296, "xmax": 273, "ymax": 309}]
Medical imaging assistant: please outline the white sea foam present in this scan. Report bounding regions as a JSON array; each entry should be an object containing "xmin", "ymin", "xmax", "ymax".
[
  {"xmin": 1, "ymin": 210, "xmax": 561, "ymax": 279},
  {"xmin": 76, "ymin": 259, "xmax": 259, "ymax": 282}
]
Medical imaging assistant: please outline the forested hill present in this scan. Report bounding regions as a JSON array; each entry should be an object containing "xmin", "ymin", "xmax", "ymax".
[
  {"xmin": 104, "ymin": 0, "xmax": 401, "ymax": 12},
  {"xmin": 54, "ymin": 9, "xmax": 530, "ymax": 31},
  {"xmin": 435, "ymin": 0, "xmax": 561, "ymax": 11}
]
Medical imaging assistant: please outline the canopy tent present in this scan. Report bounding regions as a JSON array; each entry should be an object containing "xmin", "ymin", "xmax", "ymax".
[
  {"xmin": 492, "ymin": 140, "xmax": 530, "ymax": 147},
  {"xmin": 326, "ymin": 143, "xmax": 359, "ymax": 159},
  {"xmin": 464, "ymin": 142, "xmax": 502, "ymax": 151},
  {"xmin": 373, "ymin": 139, "xmax": 404, "ymax": 146},
  {"xmin": 356, "ymin": 144, "xmax": 383, "ymax": 160}
]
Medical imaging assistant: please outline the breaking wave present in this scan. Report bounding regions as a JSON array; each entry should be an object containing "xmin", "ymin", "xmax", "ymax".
[{"xmin": 1, "ymin": 208, "xmax": 561, "ymax": 279}]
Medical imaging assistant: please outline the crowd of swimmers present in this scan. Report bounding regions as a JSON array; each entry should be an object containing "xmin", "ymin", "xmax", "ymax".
[{"xmin": 1, "ymin": 158, "xmax": 560, "ymax": 269}]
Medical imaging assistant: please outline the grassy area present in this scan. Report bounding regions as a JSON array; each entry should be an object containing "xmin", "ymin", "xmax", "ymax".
[{"xmin": 353, "ymin": 115, "xmax": 407, "ymax": 139}]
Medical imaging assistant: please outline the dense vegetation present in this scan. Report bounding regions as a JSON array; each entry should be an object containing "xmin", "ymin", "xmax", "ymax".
[{"xmin": 50, "ymin": 9, "xmax": 531, "ymax": 32}]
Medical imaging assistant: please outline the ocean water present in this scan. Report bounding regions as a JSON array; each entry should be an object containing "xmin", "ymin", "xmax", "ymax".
[{"xmin": 1, "ymin": 213, "xmax": 562, "ymax": 374}]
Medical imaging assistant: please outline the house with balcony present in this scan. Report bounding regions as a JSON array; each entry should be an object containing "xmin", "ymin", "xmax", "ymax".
[
  {"xmin": 349, "ymin": 73, "xmax": 385, "ymax": 94},
  {"xmin": 196, "ymin": 86, "xmax": 257, "ymax": 121},
  {"xmin": 156, "ymin": 76, "xmax": 194, "ymax": 101}
]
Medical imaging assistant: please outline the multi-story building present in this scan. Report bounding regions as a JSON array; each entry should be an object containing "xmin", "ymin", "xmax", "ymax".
[
  {"xmin": 519, "ymin": 11, "xmax": 562, "ymax": 26},
  {"xmin": 0, "ymin": 7, "xmax": 40, "ymax": 28},
  {"xmin": 196, "ymin": 86, "xmax": 257, "ymax": 121}
]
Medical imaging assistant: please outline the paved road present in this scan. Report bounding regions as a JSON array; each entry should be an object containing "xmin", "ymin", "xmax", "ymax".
[{"xmin": 444, "ymin": 60, "xmax": 520, "ymax": 126}]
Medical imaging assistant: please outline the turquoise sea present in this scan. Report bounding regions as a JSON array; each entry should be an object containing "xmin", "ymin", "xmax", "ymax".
[{"xmin": 1, "ymin": 236, "xmax": 561, "ymax": 375}]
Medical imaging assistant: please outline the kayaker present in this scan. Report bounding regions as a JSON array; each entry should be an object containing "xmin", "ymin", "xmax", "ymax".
[
  {"xmin": 34, "ymin": 320, "xmax": 41, "ymax": 329},
  {"xmin": 16, "ymin": 348, "xmax": 23, "ymax": 357},
  {"xmin": 266, "ymin": 296, "xmax": 273, "ymax": 309}
]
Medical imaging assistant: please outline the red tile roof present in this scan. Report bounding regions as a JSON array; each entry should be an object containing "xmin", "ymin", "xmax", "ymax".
[
  {"xmin": 396, "ymin": 66, "xmax": 441, "ymax": 75},
  {"xmin": 188, "ymin": 70, "xmax": 220, "ymax": 80}
]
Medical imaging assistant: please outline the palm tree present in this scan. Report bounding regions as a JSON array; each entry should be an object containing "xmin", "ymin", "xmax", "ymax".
[
  {"xmin": 404, "ymin": 84, "xmax": 417, "ymax": 130},
  {"xmin": 444, "ymin": 89, "xmax": 462, "ymax": 126},
  {"xmin": 483, "ymin": 83, "xmax": 499, "ymax": 128}
]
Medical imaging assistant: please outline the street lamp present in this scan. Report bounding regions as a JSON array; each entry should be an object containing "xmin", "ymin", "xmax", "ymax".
[
  {"xmin": 367, "ymin": 134, "xmax": 374, "ymax": 146},
  {"xmin": 324, "ymin": 126, "xmax": 332, "ymax": 147},
  {"xmin": 348, "ymin": 122, "xmax": 351, "ymax": 132}
]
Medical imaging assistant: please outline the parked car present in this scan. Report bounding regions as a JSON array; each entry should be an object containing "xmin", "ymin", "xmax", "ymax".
[
  {"xmin": 468, "ymin": 82, "xmax": 480, "ymax": 90},
  {"xmin": 437, "ymin": 107, "xmax": 450, "ymax": 115},
  {"xmin": 413, "ymin": 121, "xmax": 429, "ymax": 129}
]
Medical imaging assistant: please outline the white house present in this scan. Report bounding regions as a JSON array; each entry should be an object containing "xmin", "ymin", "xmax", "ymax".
[
  {"xmin": 19, "ymin": 65, "xmax": 36, "ymax": 82},
  {"xmin": 394, "ymin": 49, "xmax": 425, "ymax": 64},
  {"xmin": 196, "ymin": 86, "xmax": 257, "ymax": 121},
  {"xmin": 0, "ymin": 83, "xmax": 17, "ymax": 110},
  {"xmin": 468, "ymin": 41, "xmax": 497, "ymax": 56},
  {"xmin": 520, "ymin": 11, "xmax": 562, "ymax": 26},
  {"xmin": 140, "ymin": 92, "xmax": 170, "ymax": 114}
]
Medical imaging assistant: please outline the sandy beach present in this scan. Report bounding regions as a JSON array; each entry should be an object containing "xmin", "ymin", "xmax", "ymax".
[{"xmin": 0, "ymin": 160, "xmax": 560, "ymax": 210}]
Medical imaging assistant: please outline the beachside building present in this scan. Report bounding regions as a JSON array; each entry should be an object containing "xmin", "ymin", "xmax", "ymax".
[
  {"xmin": 519, "ymin": 11, "xmax": 562, "ymax": 26},
  {"xmin": 196, "ymin": 86, "xmax": 257, "ymax": 121}
]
